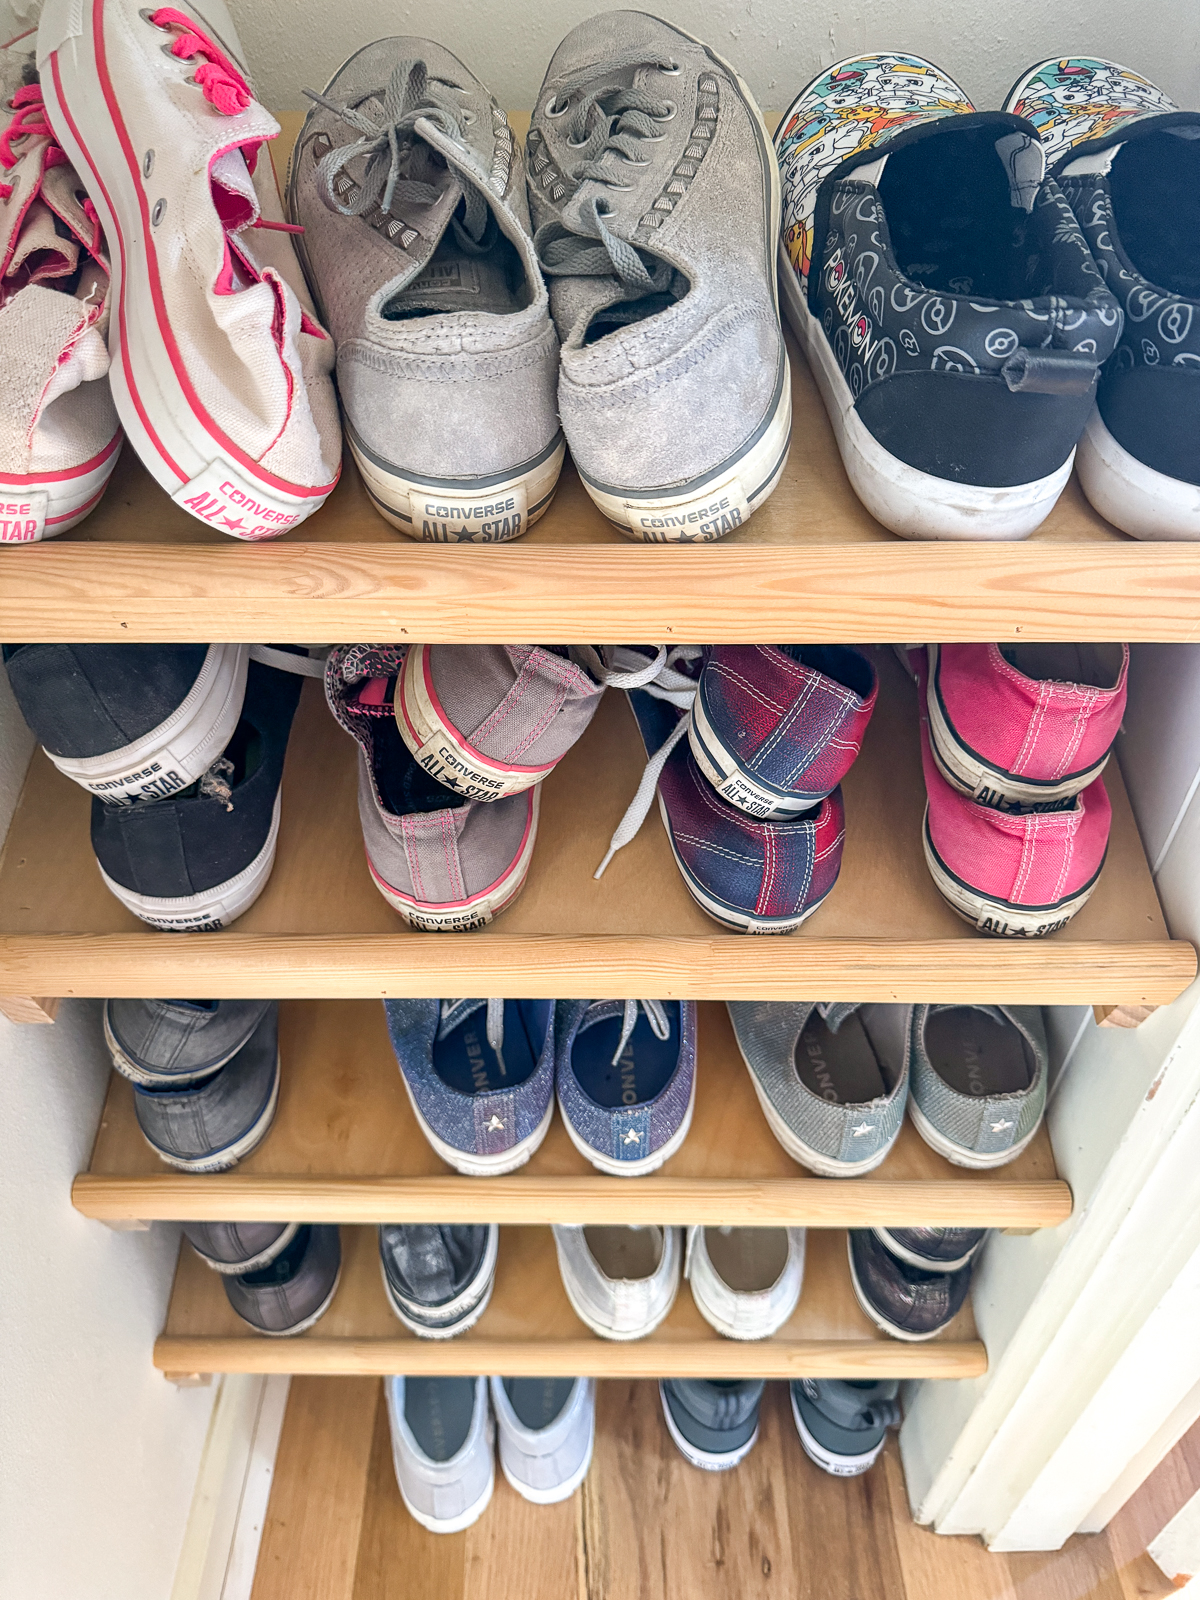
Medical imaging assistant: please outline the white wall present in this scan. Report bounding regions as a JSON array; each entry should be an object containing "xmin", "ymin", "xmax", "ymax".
[{"xmin": 0, "ymin": 670, "xmax": 214, "ymax": 1600}]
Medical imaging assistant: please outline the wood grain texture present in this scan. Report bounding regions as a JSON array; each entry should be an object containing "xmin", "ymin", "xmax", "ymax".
[
  {"xmin": 154, "ymin": 1225, "xmax": 987, "ymax": 1381},
  {"xmin": 0, "ymin": 994, "xmax": 58, "ymax": 1023},
  {"xmin": 1, "ymin": 653, "xmax": 1188, "ymax": 1005},
  {"xmin": 74, "ymin": 999, "xmax": 1071, "ymax": 1228}
]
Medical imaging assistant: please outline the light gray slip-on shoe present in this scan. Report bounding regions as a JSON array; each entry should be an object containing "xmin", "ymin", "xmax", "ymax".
[
  {"xmin": 909, "ymin": 1005, "xmax": 1047, "ymax": 1169},
  {"xmin": 289, "ymin": 39, "xmax": 563, "ymax": 541},
  {"xmin": 182, "ymin": 1220, "xmax": 300, "ymax": 1277},
  {"xmin": 223, "ymin": 1224, "xmax": 342, "ymax": 1337},
  {"xmin": 132, "ymin": 1004, "xmax": 279, "ymax": 1173},
  {"xmin": 552, "ymin": 1223, "xmax": 680, "ymax": 1341},
  {"xmin": 685, "ymin": 1224, "xmax": 805, "ymax": 1341},
  {"xmin": 386, "ymin": 1376, "xmax": 494, "ymax": 1533},
  {"xmin": 379, "ymin": 1223, "xmax": 499, "ymax": 1338},
  {"xmin": 490, "ymin": 1376, "xmax": 595, "ymax": 1503},
  {"xmin": 104, "ymin": 997, "xmax": 273, "ymax": 1086},
  {"xmin": 727, "ymin": 1001, "xmax": 910, "ymax": 1176},
  {"xmin": 528, "ymin": 11, "xmax": 790, "ymax": 541}
]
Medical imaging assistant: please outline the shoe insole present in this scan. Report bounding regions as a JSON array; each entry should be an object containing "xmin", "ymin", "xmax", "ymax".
[
  {"xmin": 502, "ymin": 1376, "xmax": 575, "ymax": 1431},
  {"xmin": 571, "ymin": 1004, "xmax": 680, "ymax": 1108},
  {"xmin": 434, "ymin": 1000, "xmax": 548, "ymax": 1093},
  {"xmin": 704, "ymin": 1227, "xmax": 788, "ymax": 1293},
  {"xmin": 794, "ymin": 1012, "xmax": 886, "ymax": 1105},
  {"xmin": 404, "ymin": 1377, "xmax": 476, "ymax": 1462},
  {"xmin": 1110, "ymin": 129, "xmax": 1200, "ymax": 300},
  {"xmin": 999, "ymin": 642, "xmax": 1124, "ymax": 691},
  {"xmin": 385, "ymin": 203, "xmax": 527, "ymax": 320},
  {"xmin": 924, "ymin": 1008, "xmax": 1032, "ymax": 1097},
  {"xmin": 583, "ymin": 1225, "xmax": 663, "ymax": 1281}
]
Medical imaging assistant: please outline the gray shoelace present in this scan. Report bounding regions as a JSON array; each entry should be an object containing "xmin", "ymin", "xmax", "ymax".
[
  {"xmin": 304, "ymin": 59, "xmax": 489, "ymax": 248},
  {"xmin": 441, "ymin": 998, "xmax": 508, "ymax": 1075},
  {"xmin": 607, "ymin": 998, "xmax": 670, "ymax": 1068},
  {"xmin": 534, "ymin": 70, "xmax": 678, "ymax": 294}
]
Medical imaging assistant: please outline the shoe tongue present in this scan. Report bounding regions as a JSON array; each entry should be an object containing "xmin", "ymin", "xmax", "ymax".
[
  {"xmin": 5, "ymin": 198, "xmax": 79, "ymax": 286},
  {"xmin": 210, "ymin": 146, "xmax": 262, "ymax": 231},
  {"xmin": 436, "ymin": 998, "xmax": 488, "ymax": 1039}
]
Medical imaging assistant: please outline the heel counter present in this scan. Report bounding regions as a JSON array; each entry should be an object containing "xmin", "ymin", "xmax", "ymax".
[{"xmin": 1099, "ymin": 364, "xmax": 1200, "ymax": 486}]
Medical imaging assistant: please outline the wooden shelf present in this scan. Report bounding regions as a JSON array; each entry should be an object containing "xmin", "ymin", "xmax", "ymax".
[
  {"xmin": 1, "ymin": 646, "xmax": 1189, "ymax": 1006},
  {"xmin": 74, "ymin": 999, "xmax": 1071, "ymax": 1229},
  {"xmin": 154, "ymin": 1223, "xmax": 987, "ymax": 1381}
]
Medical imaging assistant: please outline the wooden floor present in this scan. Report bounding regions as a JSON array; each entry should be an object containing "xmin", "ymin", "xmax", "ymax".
[{"xmin": 250, "ymin": 1378, "xmax": 1184, "ymax": 1600}]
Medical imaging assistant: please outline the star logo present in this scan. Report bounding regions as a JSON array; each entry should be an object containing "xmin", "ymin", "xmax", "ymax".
[
  {"xmin": 621, "ymin": 1129, "xmax": 642, "ymax": 1146},
  {"xmin": 485, "ymin": 1114, "xmax": 504, "ymax": 1132},
  {"xmin": 990, "ymin": 1119, "xmax": 1014, "ymax": 1133},
  {"xmin": 850, "ymin": 1121, "xmax": 875, "ymax": 1137},
  {"xmin": 220, "ymin": 515, "xmax": 247, "ymax": 534}
]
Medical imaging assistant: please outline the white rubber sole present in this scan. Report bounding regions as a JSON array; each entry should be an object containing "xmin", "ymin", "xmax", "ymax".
[
  {"xmin": 0, "ymin": 430, "xmax": 122, "ymax": 543},
  {"xmin": 40, "ymin": 7, "xmax": 337, "ymax": 536},
  {"xmin": 396, "ymin": 645, "xmax": 557, "ymax": 802},
  {"xmin": 400, "ymin": 1073, "xmax": 554, "ymax": 1177},
  {"xmin": 1075, "ymin": 405, "xmax": 1200, "ymax": 541},
  {"xmin": 103, "ymin": 1000, "xmax": 251, "ymax": 1087},
  {"xmin": 907, "ymin": 1096, "xmax": 1040, "ymax": 1171},
  {"xmin": 253, "ymin": 1261, "xmax": 343, "ymax": 1339},
  {"xmin": 349, "ymin": 429, "xmax": 566, "ymax": 544},
  {"xmin": 139, "ymin": 1051, "xmax": 280, "ymax": 1174},
  {"xmin": 399, "ymin": 1463, "xmax": 494, "ymax": 1535},
  {"xmin": 847, "ymin": 1237, "xmax": 941, "ymax": 1343},
  {"xmin": 367, "ymin": 789, "xmax": 539, "ymax": 932},
  {"xmin": 780, "ymin": 258, "xmax": 1074, "ymax": 541},
  {"xmin": 380, "ymin": 1228, "xmax": 498, "ymax": 1340},
  {"xmin": 98, "ymin": 790, "xmax": 282, "ymax": 931},
  {"xmin": 191, "ymin": 1222, "xmax": 301, "ymax": 1277},
  {"xmin": 925, "ymin": 646, "xmax": 1108, "ymax": 811},
  {"xmin": 659, "ymin": 1383, "xmax": 759, "ymax": 1471},
  {"xmin": 688, "ymin": 690, "xmax": 815, "ymax": 819},
  {"xmin": 52, "ymin": 644, "xmax": 249, "ymax": 804},
  {"xmin": 789, "ymin": 1388, "xmax": 884, "ymax": 1477},
  {"xmin": 873, "ymin": 1227, "xmax": 980, "ymax": 1274},
  {"xmin": 499, "ymin": 1428, "xmax": 595, "ymax": 1505},
  {"xmin": 922, "ymin": 809, "xmax": 1100, "ymax": 938},
  {"xmin": 557, "ymin": 1067, "xmax": 697, "ymax": 1178}
]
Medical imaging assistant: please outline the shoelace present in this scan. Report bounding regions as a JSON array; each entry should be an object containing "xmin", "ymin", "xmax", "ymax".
[
  {"xmin": 441, "ymin": 998, "xmax": 509, "ymax": 1075},
  {"xmin": 594, "ymin": 645, "xmax": 702, "ymax": 879},
  {"xmin": 150, "ymin": 8, "xmax": 251, "ymax": 117},
  {"xmin": 606, "ymin": 998, "xmax": 670, "ymax": 1068},
  {"xmin": 534, "ymin": 68, "xmax": 678, "ymax": 295},
  {"xmin": 0, "ymin": 82, "xmax": 64, "ymax": 195},
  {"xmin": 303, "ymin": 59, "xmax": 488, "ymax": 249}
]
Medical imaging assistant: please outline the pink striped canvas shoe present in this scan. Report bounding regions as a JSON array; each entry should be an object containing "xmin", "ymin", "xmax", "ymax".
[
  {"xmin": 920, "ymin": 703, "xmax": 1111, "ymax": 938},
  {"xmin": 926, "ymin": 643, "xmax": 1127, "ymax": 813}
]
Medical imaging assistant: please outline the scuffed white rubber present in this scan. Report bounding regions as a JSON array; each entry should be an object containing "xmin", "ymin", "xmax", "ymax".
[
  {"xmin": 659, "ymin": 1381, "xmax": 759, "ymax": 1471},
  {"xmin": 189, "ymin": 1222, "xmax": 300, "ymax": 1277},
  {"xmin": 1075, "ymin": 405, "xmax": 1200, "ymax": 541},
  {"xmin": 789, "ymin": 1385, "xmax": 885, "ymax": 1477},
  {"xmin": 907, "ymin": 1096, "xmax": 1040, "ymax": 1171}
]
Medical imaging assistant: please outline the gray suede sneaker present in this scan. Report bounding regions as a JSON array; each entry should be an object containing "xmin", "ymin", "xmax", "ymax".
[
  {"xmin": 223, "ymin": 1224, "xmax": 342, "ymax": 1337},
  {"xmin": 527, "ymin": 11, "xmax": 790, "ymax": 541},
  {"xmin": 289, "ymin": 39, "xmax": 563, "ymax": 541},
  {"xmin": 104, "ymin": 998, "xmax": 273, "ymax": 1086}
]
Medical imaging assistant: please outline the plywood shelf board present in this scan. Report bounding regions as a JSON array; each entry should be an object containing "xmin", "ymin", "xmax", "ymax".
[
  {"xmin": 0, "ymin": 648, "xmax": 1187, "ymax": 1003},
  {"xmin": 74, "ymin": 999, "xmax": 1071, "ymax": 1228},
  {"xmin": 154, "ymin": 1223, "xmax": 987, "ymax": 1379}
]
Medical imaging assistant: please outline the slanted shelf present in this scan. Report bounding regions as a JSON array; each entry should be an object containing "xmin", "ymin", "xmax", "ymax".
[
  {"xmin": 73, "ymin": 999, "xmax": 1072, "ymax": 1229},
  {"xmin": 153, "ymin": 1224, "xmax": 986, "ymax": 1382},
  {"xmin": 0, "ymin": 647, "xmax": 1190, "ymax": 1006}
]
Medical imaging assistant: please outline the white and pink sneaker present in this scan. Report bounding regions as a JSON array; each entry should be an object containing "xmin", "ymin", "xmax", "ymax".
[
  {"xmin": 37, "ymin": 0, "xmax": 341, "ymax": 538},
  {"xmin": 0, "ymin": 44, "xmax": 121, "ymax": 544}
]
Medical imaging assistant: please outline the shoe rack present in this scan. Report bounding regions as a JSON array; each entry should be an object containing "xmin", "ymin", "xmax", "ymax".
[{"xmin": 1, "ymin": 116, "xmax": 1192, "ymax": 1388}]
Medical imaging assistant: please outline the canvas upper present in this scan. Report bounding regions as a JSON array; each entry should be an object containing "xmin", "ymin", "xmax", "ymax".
[
  {"xmin": 552, "ymin": 1223, "xmax": 680, "ymax": 1340},
  {"xmin": 386, "ymin": 1376, "xmax": 494, "ymax": 1530},
  {"xmin": 684, "ymin": 1224, "xmax": 805, "ymax": 1341},
  {"xmin": 660, "ymin": 1378, "xmax": 763, "ymax": 1461},
  {"xmin": 288, "ymin": 38, "xmax": 560, "ymax": 496},
  {"xmin": 104, "ymin": 996, "xmax": 273, "ymax": 1083},
  {"xmin": 910, "ymin": 1004, "xmax": 1048, "ymax": 1164},
  {"xmin": 527, "ymin": 12, "xmax": 788, "ymax": 505},
  {"xmin": 490, "ymin": 1376, "xmax": 595, "ymax": 1502},
  {"xmin": 789, "ymin": 1378, "xmax": 900, "ymax": 1471},
  {"xmin": 224, "ymin": 1223, "xmax": 341, "ymax": 1335},
  {"xmin": 182, "ymin": 1219, "xmax": 297, "ymax": 1274}
]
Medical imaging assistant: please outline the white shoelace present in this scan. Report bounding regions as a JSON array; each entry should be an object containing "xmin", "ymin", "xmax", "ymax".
[
  {"xmin": 249, "ymin": 644, "xmax": 329, "ymax": 678},
  {"xmin": 594, "ymin": 645, "xmax": 702, "ymax": 879},
  {"xmin": 608, "ymin": 998, "xmax": 671, "ymax": 1067}
]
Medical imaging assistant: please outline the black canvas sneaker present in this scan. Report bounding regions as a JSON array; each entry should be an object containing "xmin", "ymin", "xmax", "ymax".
[
  {"xmin": 775, "ymin": 53, "xmax": 1121, "ymax": 540},
  {"xmin": 848, "ymin": 1228, "xmax": 974, "ymax": 1341},
  {"xmin": 378, "ymin": 1223, "xmax": 499, "ymax": 1339},
  {"xmin": 789, "ymin": 1379, "xmax": 901, "ymax": 1476},
  {"xmin": 90, "ymin": 656, "xmax": 304, "ymax": 930},
  {"xmin": 223, "ymin": 1224, "xmax": 342, "ymax": 1336},
  {"xmin": 1004, "ymin": 59, "xmax": 1200, "ymax": 538},
  {"xmin": 658, "ymin": 1377, "xmax": 763, "ymax": 1471}
]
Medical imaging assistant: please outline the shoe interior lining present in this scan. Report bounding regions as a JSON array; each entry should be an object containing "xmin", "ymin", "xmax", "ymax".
[
  {"xmin": 571, "ymin": 1003, "xmax": 680, "ymax": 1108},
  {"xmin": 404, "ymin": 1376, "xmax": 477, "ymax": 1462},
  {"xmin": 502, "ymin": 1376, "xmax": 575, "ymax": 1430},
  {"xmin": 385, "ymin": 199, "xmax": 532, "ymax": 320},
  {"xmin": 778, "ymin": 645, "xmax": 874, "ymax": 700},
  {"xmin": 366, "ymin": 691, "xmax": 466, "ymax": 815},
  {"xmin": 703, "ymin": 1226, "xmax": 788, "ymax": 1293},
  {"xmin": 924, "ymin": 1008, "xmax": 1033, "ymax": 1097},
  {"xmin": 582, "ymin": 267, "xmax": 692, "ymax": 346},
  {"xmin": 999, "ymin": 642, "xmax": 1124, "ymax": 689},
  {"xmin": 434, "ymin": 1000, "xmax": 548, "ymax": 1093},
  {"xmin": 1109, "ymin": 129, "xmax": 1200, "ymax": 300},
  {"xmin": 794, "ymin": 1011, "xmax": 889, "ymax": 1104},
  {"xmin": 583, "ymin": 1224, "xmax": 663, "ymax": 1280}
]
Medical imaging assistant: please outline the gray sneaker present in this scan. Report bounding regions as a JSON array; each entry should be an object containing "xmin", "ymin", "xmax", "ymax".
[
  {"xmin": 289, "ymin": 40, "xmax": 563, "ymax": 542},
  {"xmin": 909, "ymin": 1005, "xmax": 1048, "ymax": 1169},
  {"xmin": 490, "ymin": 1376, "xmax": 595, "ymax": 1504},
  {"xmin": 378, "ymin": 1223, "xmax": 498, "ymax": 1338},
  {"xmin": 527, "ymin": 12, "xmax": 790, "ymax": 541},
  {"xmin": 727, "ymin": 1002, "xmax": 910, "ymax": 1176},
  {"xmin": 386, "ymin": 1376, "xmax": 494, "ymax": 1533},
  {"xmin": 789, "ymin": 1379, "xmax": 901, "ymax": 1477},
  {"xmin": 552, "ymin": 1223, "xmax": 680, "ymax": 1340},
  {"xmin": 182, "ymin": 1220, "xmax": 300, "ymax": 1276},
  {"xmin": 659, "ymin": 1377, "xmax": 763, "ymax": 1471},
  {"xmin": 104, "ymin": 998, "xmax": 273, "ymax": 1086},
  {"xmin": 132, "ymin": 1005, "xmax": 279, "ymax": 1172},
  {"xmin": 223, "ymin": 1225, "xmax": 342, "ymax": 1337}
]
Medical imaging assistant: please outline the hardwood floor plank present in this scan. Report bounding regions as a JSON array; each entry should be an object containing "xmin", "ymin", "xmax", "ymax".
[
  {"xmin": 882, "ymin": 1444, "xmax": 1017, "ymax": 1600},
  {"xmin": 251, "ymin": 1375, "xmax": 377, "ymax": 1600},
  {"xmin": 1005, "ymin": 1535, "xmax": 1126, "ymax": 1600}
]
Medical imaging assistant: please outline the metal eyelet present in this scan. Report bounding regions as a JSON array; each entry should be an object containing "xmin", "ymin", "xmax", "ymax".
[
  {"xmin": 661, "ymin": 61, "xmax": 682, "ymax": 74},
  {"xmin": 654, "ymin": 101, "xmax": 677, "ymax": 121},
  {"xmin": 566, "ymin": 134, "xmax": 588, "ymax": 148},
  {"xmin": 143, "ymin": 149, "xmax": 154, "ymax": 178},
  {"xmin": 138, "ymin": 7, "xmax": 161, "ymax": 24},
  {"xmin": 460, "ymin": 108, "xmax": 476, "ymax": 125},
  {"xmin": 546, "ymin": 96, "xmax": 570, "ymax": 117},
  {"xmin": 151, "ymin": 197, "xmax": 167, "ymax": 226}
]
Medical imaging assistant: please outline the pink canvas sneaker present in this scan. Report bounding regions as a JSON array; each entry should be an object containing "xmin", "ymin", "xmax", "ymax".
[
  {"xmin": 38, "ymin": 0, "xmax": 341, "ymax": 538},
  {"xmin": 920, "ymin": 709, "xmax": 1111, "ymax": 938},
  {"xmin": 0, "ymin": 46, "xmax": 121, "ymax": 543},
  {"xmin": 926, "ymin": 643, "xmax": 1128, "ymax": 813}
]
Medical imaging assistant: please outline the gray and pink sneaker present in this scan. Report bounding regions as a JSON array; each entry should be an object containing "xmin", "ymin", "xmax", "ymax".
[{"xmin": 325, "ymin": 645, "xmax": 538, "ymax": 931}]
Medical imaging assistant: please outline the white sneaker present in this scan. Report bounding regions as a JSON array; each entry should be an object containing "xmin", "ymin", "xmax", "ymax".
[
  {"xmin": 0, "ymin": 46, "xmax": 120, "ymax": 543},
  {"xmin": 38, "ymin": 0, "xmax": 341, "ymax": 538},
  {"xmin": 489, "ymin": 1376, "xmax": 594, "ymax": 1504},
  {"xmin": 385, "ymin": 1375, "xmax": 494, "ymax": 1534},
  {"xmin": 552, "ymin": 1224, "xmax": 680, "ymax": 1341},
  {"xmin": 685, "ymin": 1224, "xmax": 806, "ymax": 1341}
]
